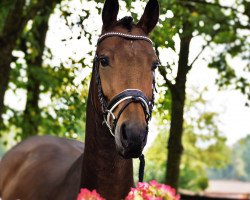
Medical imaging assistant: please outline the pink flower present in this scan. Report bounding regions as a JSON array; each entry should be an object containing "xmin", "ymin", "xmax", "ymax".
[
  {"xmin": 125, "ymin": 180, "xmax": 180, "ymax": 200},
  {"xmin": 77, "ymin": 188, "xmax": 105, "ymax": 200}
]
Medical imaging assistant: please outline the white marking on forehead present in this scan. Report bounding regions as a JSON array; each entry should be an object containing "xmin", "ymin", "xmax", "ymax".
[{"xmin": 130, "ymin": 40, "xmax": 134, "ymax": 49}]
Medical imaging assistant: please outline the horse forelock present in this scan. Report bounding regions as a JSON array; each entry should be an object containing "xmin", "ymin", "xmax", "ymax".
[{"xmin": 117, "ymin": 16, "xmax": 134, "ymax": 31}]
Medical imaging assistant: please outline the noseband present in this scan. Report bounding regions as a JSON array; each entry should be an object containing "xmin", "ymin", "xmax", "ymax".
[{"xmin": 94, "ymin": 32, "xmax": 155, "ymax": 137}]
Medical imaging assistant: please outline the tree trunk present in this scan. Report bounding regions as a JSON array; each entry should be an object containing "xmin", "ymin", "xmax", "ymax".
[
  {"xmin": 0, "ymin": 0, "xmax": 26, "ymax": 127},
  {"xmin": 165, "ymin": 32, "xmax": 192, "ymax": 190},
  {"xmin": 21, "ymin": 1, "xmax": 59, "ymax": 139}
]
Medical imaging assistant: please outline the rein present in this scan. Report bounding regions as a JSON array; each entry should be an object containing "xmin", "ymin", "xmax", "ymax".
[{"xmin": 94, "ymin": 32, "xmax": 156, "ymax": 182}]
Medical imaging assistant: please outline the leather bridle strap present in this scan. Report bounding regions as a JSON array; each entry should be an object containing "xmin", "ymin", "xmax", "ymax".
[{"xmin": 104, "ymin": 89, "xmax": 151, "ymax": 136}]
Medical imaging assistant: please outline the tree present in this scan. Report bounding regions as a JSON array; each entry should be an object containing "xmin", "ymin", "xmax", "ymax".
[
  {"xmin": 0, "ymin": 0, "xmax": 25, "ymax": 126},
  {"xmin": 144, "ymin": 88, "xmax": 230, "ymax": 191},
  {"xmin": 0, "ymin": 0, "xmax": 62, "ymax": 127},
  {"xmin": 19, "ymin": 1, "xmax": 60, "ymax": 139},
  {"xmin": 19, "ymin": 0, "xmax": 90, "ymax": 139},
  {"xmin": 150, "ymin": 0, "xmax": 250, "ymax": 189},
  {"xmin": 1, "ymin": 0, "xmax": 92, "ymax": 144}
]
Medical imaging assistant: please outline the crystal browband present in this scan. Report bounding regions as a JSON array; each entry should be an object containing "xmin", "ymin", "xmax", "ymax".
[{"xmin": 97, "ymin": 32, "xmax": 153, "ymax": 45}]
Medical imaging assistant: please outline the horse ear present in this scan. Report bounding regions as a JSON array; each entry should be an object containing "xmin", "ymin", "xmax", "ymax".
[
  {"xmin": 102, "ymin": 0, "xmax": 119, "ymax": 29},
  {"xmin": 137, "ymin": 0, "xmax": 159, "ymax": 34}
]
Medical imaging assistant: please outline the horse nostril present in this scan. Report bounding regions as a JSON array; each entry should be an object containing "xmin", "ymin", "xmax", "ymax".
[{"xmin": 121, "ymin": 123, "xmax": 128, "ymax": 140}]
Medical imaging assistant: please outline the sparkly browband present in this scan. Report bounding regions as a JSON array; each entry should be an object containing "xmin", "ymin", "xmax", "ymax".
[{"xmin": 97, "ymin": 32, "xmax": 153, "ymax": 45}]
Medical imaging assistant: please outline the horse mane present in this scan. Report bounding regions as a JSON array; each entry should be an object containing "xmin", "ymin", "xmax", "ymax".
[{"xmin": 117, "ymin": 16, "xmax": 134, "ymax": 31}]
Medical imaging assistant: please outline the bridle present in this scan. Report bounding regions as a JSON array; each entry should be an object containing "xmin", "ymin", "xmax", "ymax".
[
  {"xmin": 94, "ymin": 32, "xmax": 155, "ymax": 137},
  {"xmin": 93, "ymin": 31, "xmax": 156, "ymax": 182},
  {"xmin": 94, "ymin": 32, "xmax": 156, "ymax": 137}
]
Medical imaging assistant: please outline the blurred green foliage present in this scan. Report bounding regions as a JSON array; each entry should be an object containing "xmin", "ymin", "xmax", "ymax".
[
  {"xmin": 208, "ymin": 134, "xmax": 250, "ymax": 182},
  {"xmin": 138, "ymin": 0, "xmax": 249, "ymax": 188},
  {"xmin": 1, "ymin": 0, "xmax": 93, "ymax": 145},
  {"xmin": 144, "ymin": 89, "xmax": 230, "ymax": 191},
  {"xmin": 0, "ymin": 1, "xmax": 13, "ymax": 32}
]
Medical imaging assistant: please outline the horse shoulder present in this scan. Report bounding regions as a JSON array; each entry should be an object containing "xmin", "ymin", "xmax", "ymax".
[{"xmin": 0, "ymin": 135, "xmax": 84, "ymax": 200}]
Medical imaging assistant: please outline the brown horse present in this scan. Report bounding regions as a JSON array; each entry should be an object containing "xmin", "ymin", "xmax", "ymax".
[{"xmin": 0, "ymin": 0, "xmax": 159, "ymax": 199}]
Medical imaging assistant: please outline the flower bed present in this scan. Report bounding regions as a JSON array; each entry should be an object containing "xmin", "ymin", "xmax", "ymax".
[{"xmin": 77, "ymin": 180, "xmax": 180, "ymax": 200}]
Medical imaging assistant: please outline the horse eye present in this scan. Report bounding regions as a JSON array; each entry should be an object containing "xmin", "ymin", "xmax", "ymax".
[
  {"xmin": 152, "ymin": 61, "xmax": 160, "ymax": 70},
  {"xmin": 99, "ymin": 57, "xmax": 109, "ymax": 67}
]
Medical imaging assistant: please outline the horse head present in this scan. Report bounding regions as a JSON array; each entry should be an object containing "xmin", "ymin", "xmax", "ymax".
[{"xmin": 95, "ymin": 0, "xmax": 159, "ymax": 159}]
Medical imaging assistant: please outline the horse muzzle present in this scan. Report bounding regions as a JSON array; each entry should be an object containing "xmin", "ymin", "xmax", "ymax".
[
  {"xmin": 115, "ymin": 121, "xmax": 148, "ymax": 159},
  {"xmin": 100, "ymin": 89, "xmax": 151, "ymax": 158},
  {"xmin": 103, "ymin": 89, "xmax": 152, "ymax": 136}
]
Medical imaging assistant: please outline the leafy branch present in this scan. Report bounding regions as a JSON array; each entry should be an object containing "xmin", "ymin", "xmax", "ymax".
[
  {"xmin": 177, "ymin": 0, "xmax": 240, "ymax": 14},
  {"xmin": 155, "ymin": 45, "xmax": 175, "ymax": 93},
  {"xmin": 188, "ymin": 29, "xmax": 221, "ymax": 70}
]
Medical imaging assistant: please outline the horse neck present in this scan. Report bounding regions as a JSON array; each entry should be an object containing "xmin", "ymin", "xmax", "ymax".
[{"xmin": 81, "ymin": 75, "xmax": 134, "ymax": 199}]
